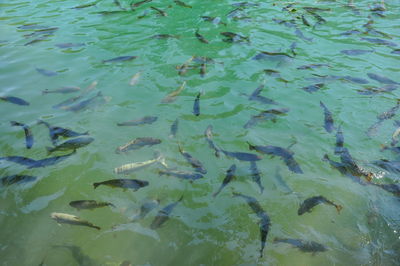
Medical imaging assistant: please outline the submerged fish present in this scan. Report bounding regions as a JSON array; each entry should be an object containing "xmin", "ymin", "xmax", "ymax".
[
  {"xmin": 102, "ymin": 56, "xmax": 137, "ymax": 63},
  {"xmin": 131, "ymin": 0, "xmax": 152, "ymax": 8},
  {"xmin": 150, "ymin": 6, "xmax": 167, "ymax": 16},
  {"xmin": 69, "ymin": 200, "xmax": 115, "ymax": 210},
  {"xmin": 294, "ymin": 28, "xmax": 313, "ymax": 42},
  {"xmin": 213, "ymin": 164, "xmax": 236, "ymax": 197},
  {"xmin": 51, "ymin": 212, "xmax": 100, "ymax": 230},
  {"xmin": 0, "ymin": 96, "xmax": 29, "ymax": 106},
  {"xmin": 30, "ymin": 151, "xmax": 76, "ymax": 168},
  {"xmin": 129, "ymin": 72, "xmax": 141, "ymax": 86},
  {"xmin": 42, "ymin": 86, "xmax": 80, "ymax": 94},
  {"xmin": 340, "ymin": 49, "xmax": 374, "ymax": 56},
  {"xmin": 195, "ymin": 29, "xmax": 209, "ymax": 44},
  {"xmin": 132, "ymin": 199, "xmax": 160, "ymax": 222},
  {"xmin": 55, "ymin": 43, "xmax": 85, "ymax": 48},
  {"xmin": 391, "ymin": 120, "xmax": 400, "ymax": 146},
  {"xmin": 150, "ymin": 196, "xmax": 183, "ymax": 229},
  {"xmin": 200, "ymin": 16, "xmax": 226, "ymax": 26},
  {"xmin": 301, "ymin": 83, "xmax": 324, "ymax": 93},
  {"xmin": 114, "ymin": 153, "xmax": 167, "ymax": 174},
  {"xmin": 371, "ymin": 182, "xmax": 400, "ymax": 197},
  {"xmin": 319, "ymin": 101, "xmax": 335, "ymax": 133},
  {"xmin": 0, "ymin": 156, "xmax": 37, "ymax": 167},
  {"xmin": 52, "ymin": 81, "xmax": 97, "ymax": 110},
  {"xmin": 1, "ymin": 175, "xmax": 36, "ymax": 186},
  {"xmin": 221, "ymin": 32, "xmax": 249, "ymax": 43},
  {"xmin": 361, "ymin": 37, "xmax": 397, "ymax": 47},
  {"xmin": 248, "ymin": 84, "xmax": 279, "ymax": 105},
  {"xmin": 93, "ymin": 179, "xmax": 149, "ymax": 191},
  {"xmin": 244, "ymin": 108, "xmax": 289, "ymax": 128},
  {"xmin": 357, "ymin": 85, "xmax": 397, "ymax": 95},
  {"xmin": 274, "ymin": 167, "xmax": 293, "ymax": 194},
  {"xmin": 204, "ymin": 125, "xmax": 221, "ymax": 157},
  {"xmin": 62, "ymin": 91, "xmax": 104, "ymax": 112},
  {"xmin": 221, "ymin": 148, "xmax": 262, "ymax": 162},
  {"xmin": 298, "ymin": 195, "xmax": 342, "ymax": 215},
  {"xmin": 151, "ymin": 34, "xmax": 180, "ymax": 39},
  {"xmin": 174, "ymin": 0, "xmax": 192, "ymax": 8},
  {"xmin": 10, "ymin": 121, "xmax": 34, "ymax": 149},
  {"xmin": 368, "ymin": 100, "xmax": 400, "ymax": 136},
  {"xmin": 169, "ymin": 119, "xmax": 179, "ymax": 138},
  {"xmin": 372, "ymin": 159, "xmax": 400, "ymax": 174},
  {"xmin": 46, "ymin": 137, "xmax": 94, "ymax": 154},
  {"xmin": 161, "ymin": 81, "xmax": 186, "ymax": 103},
  {"xmin": 73, "ymin": 2, "xmax": 97, "ymax": 9},
  {"xmin": 193, "ymin": 92, "xmax": 201, "ymax": 116},
  {"xmin": 334, "ymin": 125, "xmax": 344, "ymax": 155},
  {"xmin": 115, "ymin": 137, "xmax": 161, "ymax": 153},
  {"xmin": 297, "ymin": 64, "xmax": 329, "ymax": 70},
  {"xmin": 249, "ymin": 161, "xmax": 264, "ymax": 193},
  {"xmin": 52, "ymin": 245, "xmax": 98, "ymax": 266},
  {"xmin": 117, "ymin": 116, "xmax": 158, "ymax": 126},
  {"xmin": 252, "ymin": 51, "xmax": 294, "ymax": 60},
  {"xmin": 36, "ymin": 68, "xmax": 58, "ymax": 77},
  {"xmin": 177, "ymin": 58, "xmax": 194, "ymax": 76},
  {"xmin": 38, "ymin": 120, "xmax": 89, "ymax": 144},
  {"xmin": 178, "ymin": 145, "xmax": 207, "ymax": 174},
  {"xmin": 273, "ymin": 238, "xmax": 327, "ymax": 253},
  {"xmin": 159, "ymin": 169, "xmax": 203, "ymax": 180},
  {"xmin": 367, "ymin": 73, "xmax": 399, "ymax": 85}
]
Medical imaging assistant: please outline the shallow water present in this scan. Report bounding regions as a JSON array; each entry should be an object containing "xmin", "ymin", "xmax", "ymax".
[{"xmin": 1, "ymin": 0, "xmax": 400, "ymax": 265}]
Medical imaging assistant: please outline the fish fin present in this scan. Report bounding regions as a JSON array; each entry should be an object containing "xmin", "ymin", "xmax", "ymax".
[
  {"xmin": 335, "ymin": 204, "xmax": 343, "ymax": 214},
  {"xmin": 93, "ymin": 183, "xmax": 100, "ymax": 189}
]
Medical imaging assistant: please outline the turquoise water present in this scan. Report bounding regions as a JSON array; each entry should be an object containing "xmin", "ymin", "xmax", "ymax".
[{"xmin": 1, "ymin": 0, "xmax": 400, "ymax": 265}]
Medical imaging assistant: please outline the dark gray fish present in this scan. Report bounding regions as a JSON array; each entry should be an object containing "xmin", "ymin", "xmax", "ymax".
[
  {"xmin": 132, "ymin": 199, "xmax": 159, "ymax": 222},
  {"xmin": 30, "ymin": 151, "xmax": 76, "ymax": 168},
  {"xmin": 150, "ymin": 6, "xmax": 167, "ymax": 16},
  {"xmin": 303, "ymin": 7, "xmax": 331, "ymax": 12},
  {"xmin": 371, "ymin": 182, "xmax": 400, "ymax": 197},
  {"xmin": 204, "ymin": 125, "xmax": 221, "ymax": 157},
  {"xmin": 368, "ymin": 100, "xmax": 400, "ymax": 136},
  {"xmin": 274, "ymin": 167, "xmax": 293, "ymax": 194},
  {"xmin": 55, "ymin": 43, "xmax": 85, "ymax": 48},
  {"xmin": 232, "ymin": 2, "xmax": 259, "ymax": 7},
  {"xmin": 200, "ymin": 63, "xmax": 206, "ymax": 77},
  {"xmin": 131, "ymin": 0, "xmax": 152, "ymax": 8},
  {"xmin": 195, "ymin": 29, "xmax": 209, "ymax": 44},
  {"xmin": 114, "ymin": 0, "xmax": 126, "ymax": 10},
  {"xmin": 97, "ymin": 10, "xmax": 129, "ymax": 15},
  {"xmin": 37, "ymin": 120, "xmax": 89, "ymax": 144},
  {"xmin": 151, "ymin": 34, "xmax": 180, "ymax": 39},
  {"xmin": 73, "ymin": 2, "xmax": 97, "ymax": 9},
  {"xmin": 248, "ymin": 84, "xmax": 279, "ymax": 105},
  {"xmin": 252, "ymin": 51, "xmax": 294, "ymax": 60},
  {"xmin": 294, "ymin": 28, "xmax": 313, "ymax": 42},
  {"xmin": 319, "ymin": 101, "xmax": 335, "ymax": 133},
  {"xmin": 24, "ymin": 35, "xmax": 51, "ymax": 46},
  {"xmin": 169, "ymin": 119, "xmax": 178, "ymax": 138},
  {"xmin": 301, "ymin": 83, "xmax": 323, "ymax": 93},
  {"xmin": 272, "ymin": 18, "xmax": 297, "ymax": 28},
  {"xmin": 244, "ymin": 108, "xmax": 289, "ymax": 128},
  {"xmin": 372, "ymin": 159, "xmax": 400, "ymax": 174},
  {"xmin": 178, "ymin": 145, "xmax": 207, "ymax": 174},
  {"xmin": 93, "ymin": 179, "xmax": 149, "ymax": 190},
  {"xmin": 159, "ymin": 169, "xmax": 203, "ymax": 180},
  {"xmin": 367, "ymin": 73, "xmax": 399, "ymax": 85},
  {"xmin": 273, "ymin": 238, "xmax": 327, "ymax": 253},
  {"xmin": 193, "ymin": 92, "xmax": 201, "ymax": 116},
  {"xmin": 62, "ymin": 91, "xmax": 104, "ymax": 112},
  {"xmin": 36, "ymin": 68, "xmax": 58, "ymax": 77},
  {"xmin": 174, "ymin": 0, "xmax": 192, "ymax": 8},
  {"xmin": 115, "ymin": 137, "xmax": 161, "ymax": 153},
  {"xmin": 42, "ymin": 86, "xmax": 80, "ymax": 94},
  {"xmin": 213, "ymin": 164, "xmax": 236, "ymax": 197},
  {"xmin": 117, "ymin": 116, "xmax": 157, "ymax": 126},
  {"xmin": 0, "ymin": 156, "xmax": 37, "ymax": 167},
  {"xmin": 46, "ymin": 137, "xmax": 94, "ymax": 154},
  {"xmin": 297, "ymin": 64, "xmax": 329, "ymax": 70},
  {"xmin": 340, "ymin": 30, "xmax": 362, "ymax": 36},
  {"xmin": 18, "ymin": 24, "xmax": 49, "ymax": 30},
  {"xmin": 23, "ymin": 27, "xmax": 58, "ymax": 38},
  {"xmin": 150, "ymin": 196, "xmax": 183, "ymax": 229},
  {"xmin": 1, "ymin": 175, "xmax": 36, "ymax": 186},
  {"xmin": 357, "ymin": 85, "xmax": 397, "ymax": 95},
  {"xmin": 53, "ymin": 245, "xmax": 98, "ymax": 266},
  {"xmin": 334, "ymin": 125, "xmax": 344, "ymax": 155},
  {"xmin": 69, "ymin": 200, "xmax": 115, "ymax": 210},
  {"xmin": 361, "ymin": 37, "xmax": 397, "ymax": 47},
  {"xmin": 391, "ymin": 49, "xmax": 400, "ymax": 55},
  {"xmin": 10, "ymin": 121, "xmax": 34, "ymax": 149},
  {"xmin": 298, "ymin": 195, "xmax": 342, "ymax": 215},
  {"xmin": 221, "ymin": 32, "xmax": 249, "ymax": 43},
  {"xmin": 342, "ymin": 75, "xmax": 369, "ymax": 84},
  {"xmin": 0, "ymin": 96, "xmax": 29, "ymax": 106},
  {"xmin": 341, "ymin": 49, "xmax": 374, "ymax": 56},
  {"xmin": 102, "ymin": 56, "xmax": 137, "ymax": 63},
  {"xmin": 323, "ymin": 154, "xmax": 370, "ymax": 185},
  {"xmin": 301, "ymin": 15, "xmax": 310, "ymax": 26},
  {"xmin": 221, "ymin": 149, "xmax": 262, "ymax": 162},
  {"xmin": 249, "ymin": 161, "xmax": 264, "ymax": 193}
]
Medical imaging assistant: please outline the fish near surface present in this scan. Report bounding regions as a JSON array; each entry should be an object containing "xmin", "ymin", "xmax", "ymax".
[
  {"xmin": 50, "ymin": 212, "xmax": 100, "ymax": 230},
  {"xmin": 132, "ymin": 199, "xmax": 160, "ymax": 222},
  {"xmin": 367, "ymin": 73, "xmax": 399, "ymax": 85},
  {"xmin": 1, "ymin": 175, "xmax": 36, "ymax": 186},
  {"xmin": 46, "ymin": 137, "xmax": 94, "ymax": 154},
  {"xmin": 150, "ymin": 196, "xmax": 183, "ymax": 229},
  {"xmin": 37, "ymin": 120, "xmax": 89, "ymax": 144},
  {"xmin": 334, "ymin": 125, "xmax": 344, "ymax": 154},
  {"xmin": 249, "ymin": 161, "xmax": 264, "ymax": 193},
  {"xmin": 244, "ymin": 108, "xmax": 289, "ymax": 128},
  {"xmin": 102, "ymin": 56, "xmax": 137, "ymax": 63},
  {"xmin": 31, "ymin": 151, "xmax": 76, "ymax": 168},
  {"xmin": 221, "ymin": 148, "xmax": 262, "ymax": 162},
  {"xmin": 63, "ymin": 91, "xmax": 105, "ymax": 112},
  {"xmin": 36, "ymin": 68, "xmax": 58, "ymax": 77},
  {"xmin": 301, "ymin": 83, "xmax": 324, "ymax": 93},
  {"xmin": 213, "ymin": 164, "xmax": 236, "ymax": 197},
  {"xmin": 117, "ymin": 116, "xmax": 158, "ymax": 126},
  {"xmin": 319, "ymin": 101, "xmax": 335, "ymax": 133},
  {"xmin": 298, "ymin": 195, "xmax": 342, "ymax": 215},
  {"xmin": 52, "ymin": 245, "xmax": 98, "ymax": 266},
  {"xmin": 10, "ymin": 121, "xmax": 34, "ymax": 149},
  {"xmin": 0, "ymin": 96, "xmax": 29, "ymax": 106},
  {"xmin": 93, "ymin": 179, "xmax": 149, "ymax": 191},
  {"xmin": 361, "ymin": 37, "xmax": 397, "ymax": 47},
  {"xmin": 248, "ymin": 84, "xmax": 279, "ymax": 105},
  {"xmin": 372, "ymin": 159, "xmax": 400, "ymax": 174},
  {"xmin": 174, "ymin": 0, "xmax": 192, "ymax": 8},
  {"xmin": 204, "ymin": 125, "xmax": 221, "ymax": 157},
  {"xmin": 273, "ymin": 238, "xmax": 327, "ymax": 254},
  {"xmin": 161, "ymin": 81, "xmax": 186, "ymax": 103},
  {"xmin": 195, "ymin": 29, "xmax": 209, "ymax": 44},
  {"xmin": 42, "ymin": 86, "xmax": 80, "ymax": 94},
  {"xmin": 150, "ymin": 6, "xmax": 167, "ymax": 16},
  {"xmin": 69, "ymin": 200, "xmax": 115, "ymax": 210},
  {"xmin": 178, "ymin": 144, "xmax": 207, "ymax": 174},
  {"xmin": 114, "ymin": 152, "xmax": 167, "ymax": 174},
  {"xmin": 340, "ymin": 49, "xmax": 374, "ymax": 56},
  {"xmin": 371, "ymin": 182, "xmax": 400, "ymax": 197},
  {"xmin": 159, "ymin": 169, "xmax": 203, "ymax": 181},
  {"xmin": 220, "ymin": 32, "xmax": 250, "ymax": 43},
  {"xmin": 193, "ymin": 92, "xmax": 201, "ymax": 116},
  {"xmin": 169, "ymin": 119, "xmax": 179, "ymax": 138},
  {"xmin": 367, "ymin": 100, "xmax": 400, "ymax": 136},
  {"xmin": 115, "ymin": 137, "xmax": 161, "ymax": 153}
]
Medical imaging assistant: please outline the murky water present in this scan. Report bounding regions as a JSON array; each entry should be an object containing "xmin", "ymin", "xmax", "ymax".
[{"xmin": 1, "ymin": 0, "xmax": 400, "ymax": 265}]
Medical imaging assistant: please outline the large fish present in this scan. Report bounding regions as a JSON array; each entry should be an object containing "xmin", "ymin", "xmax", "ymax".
[
  {"xmin": 117, "ymin": 116, "xmax": 158, "ymax": 126},
  {"xmin": 213, "ymin": 164, "xmax": 236, "ymax": 197},
  {"xmin": 178, "ymin": 144, "xmax": 207, "ymax": 174},
  {"xmin": 38, "ymin": 120, "xmax": 89, "ymax": 145},
  {"xmin": 298, "ymin": 195, "xmax": 342, "ymax": 215},
  {"xmin": 319, "ymin": 101, "xmax": 335, "ymax": 133},
  {"xmin": 46, "ymin": 137, "xmax": 94, "ymax": 154},
  {"xmin": 150, "ymin": 196, "xmax": 183, "ymax": 229},
  {"xmin": 93, "ymin": 179, "xmax": 149, "ymax": 191},
  {"xmin": 115, "ymin": 137, "xmax": 161, "ymax": 153},
  {"xmin": 0, "ymin": 96, "xmax": 29, "ymax": 106},
  {"xmin": 69, "ymin": 200, "xmax": 115, "ymax": 210},
  {"xmin": 10, "ymin": 121, "xmax": 34, "ymax": 149},
  {"xmin": 50, "ymin": 212, "xmax": 100, "ymax": 230},
  {"xmin": 114, "ymin": 153, "xmax": 167, "ymax": 174},
  {"xmin": 273, "ymin": 238, "xmax": 327, "ymax": 254},
  {"xmin": 248, "ymin": 84, "xmax": 279, "ymax": 105}
]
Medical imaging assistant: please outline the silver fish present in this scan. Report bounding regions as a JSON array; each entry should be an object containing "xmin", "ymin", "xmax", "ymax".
[{"xmin": 114, "ymin": 153, "xmax": 167, "ymax": 174}]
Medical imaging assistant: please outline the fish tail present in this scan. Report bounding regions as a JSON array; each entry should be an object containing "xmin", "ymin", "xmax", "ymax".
[
  {"xmin": 93, "ymin": 183, "xmax": 100, "ymax": 189},
  {"xmin": 335, "ymin": 204, "xmax": 343, "ymax": 214}
]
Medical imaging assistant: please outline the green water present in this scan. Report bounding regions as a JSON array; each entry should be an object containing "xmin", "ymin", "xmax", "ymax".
[{"xmin": 1, "ymin": 0, "xmax": 400, "ymax": 265}]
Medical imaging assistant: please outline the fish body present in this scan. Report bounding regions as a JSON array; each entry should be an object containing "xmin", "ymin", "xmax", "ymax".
[
  {"xmin": 174, "ymin": 0, "xmax": 192, "ymax": 8},
  {"xmin": 93, "ymin": 179, "xmax": 149, "ymax": 191},
  {"xmin": 319, "ymin": 101, "xmax": 335, "ymax": 133},
  {"xmin": 334, "ymin": 126, "xmax": 344, "ymax": 154},
  {"xmin": 161, "ymin": 81, "xmax": 186, "ymax": 103},
  {"xmin": 52, "ymin": 245, "xmax": 98, "ymax": 266},
  {"xmin": 117, "ymin": 116, "xmax": 158, "ymax": 126},
  {"xmin": 213, "ymin": 164, "xmax": 236, "ymax": 197},
  {"xmin": 248, "ymin": 84, "xmax": 279, "ymax": 105},
  {"xmin": 102, "ymin": 56, "xmax": 137, "ymax": 63},
  {"xmin": 159, "ymin": 169, "xmax": 203, "ymax": 180},
  {"xmin": 36, "ymin": 68, "xmax": 58, "ymax": 77},
  {"xmin": 298, "ymin": 196, "xmax": 342, "ymax": 215},
  {"xmin": 301, "ymin": 15, "xmax": 310, "ymax": 26},
  {"xmin": 195, "ymin": 29, "xmax": 209, "ymax": 44},
  {"xmin": 273, "ymin": 238, "xmax": 327, "ymax": 253},
  {"xmin": 150, "ymin": 196, "xmax": 183, "ymax": 229},
  {"xmin": 193, "ymin": 92, "xmax": 201, "ymax": 116},
  {"xmin": 131, "ymin": 0, "xmax": 152, "ymax": 8},
  {"xmin": 301, "ymin": 83, "xmax": 323, "ymax": 93},
  {"xmin": 150, "ymin": 6, "xmax": 167, "ymax": 16},
  {"xmin": 132, "ymin": 199, "xmax": 159, "ymax": 221},
  {"xmin": 340, "ymin": 49, "xmax": 374, "ymax": 56},
  {"xmin": 10, "ymin": 121, "xmax": 33, "ymax": 149},
  {"xmin": 42, "ymin": 86, "xmax": 80, "ymax": 94},
  {"xmin": 373, "ymin": 159, "xmax": 400, "ymax": 174},
  {"xmin": 200, "ymin": 16, "xmax": 226, "ymax": 26},
  {"xmin": 50, "ymin": 212, "xmax": 100, "ymax": 230},
  {"xmin": 115, "ymin": 137, "xmax": 161, "ymax": 153},
  {"xmin": 69, "ymin": 200, "xmax": 115, "ymax": 210},
  {"xmin": 129, "ymin": 72, "xmax": 141, "ymax": 86},
  {"xmin": 38, "ymin": 120, "xmax": 89, "ymax": 144},
  {"xmin": 46, "ymin": 137, "xmax": 94, "ymax": 154},
  {"xmin": 367, "ymin": 73, "xmax": 399, "ymax": 85},
  {"xmin": 170, "ymin": 119, "xmax": 179, "ymax": 138},
  {"xmin": 0, "ymin": 156, "xmax": 37, "ymax": 167},
  {"xmin": 0, "ymin": 96, "xmax": 29, "ymax": 106},
  {"xmin": 30, "ymin": 151, "xmax": 75, "ymax": 168},
  {"xmin": 177, "ymin": 58, "xmax": 194, "ymax": 76},
  {"xmin": 274, "ymin": 167, "xmax": 293, "ymax": 194},
  {"xmin": 1, "ymin": 175, "xmax": 36, "ymax": 186},
  {"xmin": 249, "ymin": 161, "xmax": 264, "ymax": 193},
  {"xmin": 114, "ymin": 153, "xmax": 167, "ymax": 174},
  {"xmin": 371, "ymin": 183, "xmax": 400, "ymax": 196},
  {"xmin": 297, "ymin": 64, "xmax": 329, "ymax": 70},
  {"xmin": 244, "ymin": 108, "xmax": 289, "ymax": 128},
  {"xmin": 294, "ymin": 28, "xmax": 313, "ymax": 42},
  {"xmin": 221, "ymin": 149, "xmax": 261, "ymax": 161},
  {"xmin": 63, "ymin": 91, "xmax": 103, "ymax": 112},
  {"xmin": 361, "ymin": 37, "xmax": 397, "ymax": 47},
  {"xmin": 179, "ymin": 145, "xmax": 207, "ymax": 174},
  {"xmin": 204, "ymin": 125, "xmax": 221, "ymax": 157},
  {"xmin": 55, "ymin": 43, "xmax": 85, "ymax": 48},
  {"xmin": 151, "ymin": 34, "xmax": 179, "ymax": 39},
  {"xmin": 221, "ymin": 32, "xmax": 249, "ymax": 43},
  {"xmin": 252, "ymin": 51, "xmax": 294, "ymax": 60}
]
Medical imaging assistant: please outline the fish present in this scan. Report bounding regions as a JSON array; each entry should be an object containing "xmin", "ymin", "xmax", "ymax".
[
  {"xmin": 37, "ymin": 120, "xmax": 89, "ymax": 144},
  {"xmin": 298, "ymin": 195, "xmax": 343, "ymax": 215},
  {"xmin": 150, "ymin": 196, "xmax": 183, "ymax": 229},
  {"xmin": 117, "ymin": 116, "xmax": 158, "ymax": 126},
  {"xmin": 272, "ymin": 18, "xmax": 296, "ymax": 28},
  {"xmin": 62, "ymin": 91, "xmax": 104, "ymax": 112},
  {"xmin": 301, "ymin": 83, "xmax": 324, "ymax": 93},
  {"xmin": 193, "ymin": 92, "xmax": 201, "ymax": 116},
  {"xmin": 221, "ymin": 149, "xmax": 262, "ymax": 162},
  {"xmin": 341, "ymin": 75, "xmax": 369, "ymax": 84},
  {"xmin": 301, "ymin": 15, "xmax": 310, "ymax": 26},
  {"xmin": 221, "ymin": 32, "xmax": 249, "ymax": 43},
  {"xmin": 131, "ymin": 0, "xmax": 152, "ymax": 8},
  {"xmin": 50, "ymin": 212, "xmax": 100, "ymax": 230},
  {"xmin": 42, "ymin": 86, "xmax": 81, "ymax": 94},
  {"xmin": 195, "ymin": 29, "xmax": 209, "ymax": 44},
  {"xmin": 357, "ymin": 85, "xmax": 397, "ymax": 95},
  {"xmin": 55, "ymin": 43, "xmax": 85, "ymax": 48},
  {"xmin": 114, "ymin": 152, "xmax": 167, "ymax": 174},
  {"xmin": 213, "ymin": 164, "xmax": 236, "ymax": 197},
  {"xmin": 391, "ymin": 120, "xmax": 400, "ymax": 146},
  {"xmin": 102, "ymin": 56, "xmax": 137, "ymax": 63},
  {"xmin": 273, "ymin": 238, "xmax": 327, "ymax": 254},
  {"xmin": 334, "ymin": 125, "xmax": 344, "ymax": 155},
  {"xmin": 69, "ymin": 200, "xmax": 115, "ymax": 210},
  {"xmin": 52, "ymin": 81, "xmax": 97, "ymax": 109},
  {"xmin": 323, "ymin": 154, "xmax": 370, "ymax": 184},
  {"xmin": 36, "ymin": 68, "xmax": 58, "ymax": 77},
  {"xmin": 368, "ymin": 100, "xmax": 400, "ymax": 136},
  {"xmin": 204, "ymin": 125, "xmax": 221, "ymax": 157},
  {"xmin": 200, "ymin": 63, "xmax": 207, "ymax": 77},
  {"xmin": 161, "ymin": 81, "xmax": 186, "ymax": 103},
  {"xmin": 97, "ymin": 10, "xmax": 128, "ymax": 15},
  {"xmin": 340, "ymin": 49, "xmax": 374, "ymax": 56},
  {"xmin": 174, "ymin": 0, "xmax": 192, "ymax": 8},
  {"xmin": 372, "ymin": 159, "xmax": 400, "ymax": 174},
  {"xmin": 294, "ymin": 28, "xmax": 313, "ymax": 42},
  {"xmin": 252, "ymin": 51, "xmax": 294, "ymax": 60},
  {"xmin": 159, "ymin": 169, "xmax": 203, "ymax": 180},
  {"xmin": 114, "ymin": 0, "xmax": 126, "ymax": 10},
  {"xmin": 115, "ymin": 137, "xmax": 161, "ymax": 153},
  {"xmin": 52, "ymin": 245, "xmax": 98, "ymax": 266},
  {"xmin": 200, "ymin": 16, "xmax": 226, "ymax": 26},
  {"xmin": 46, "ymin": 137, "xmax": 94, "ymax": 154},
  {"xmin": 17, "ymin": 24, "xmax": 49, "ymax": 30},
  {"xmin": 131, "ymin": 199, "xmax": 160, "ymax": 222},
  {"xmin": 73, "ymin": 2, "xmax": 97, "ymax": 9},
  {"xmin": 151, "ymin": 34, "xmax": 180, "ymax": 39},
  {"xmin": 0, "ymin": 96, "xmax": 29, "ymax": 106},
  {"xmin": 370, "ymin": 182, "xmax": 400, "ymax": 197},
  {"xmin": 244, "ymin": 108, "xmax": 289, "ymax": 128},
  {"xmin": 10, "ymin": 121, "xmax": 34, "ymax": 149},
  {"xmin": 367, "ymin": 73, "xmax": 399, "ymax": 85},
  {"xmin": 391, "ymin": 49, "xmax": 400, "ymax": 55},
  {"xmin": 93, "ymin": 179, "xmax": 149, "ymax": 191},
  {"xmin": 30, "ymin": 151, "xmax": 76, "ymax": 168},
  {"xmin": 0, "ymin": 156, "xmax": 37, "ymax": 167},
  {"xmin": 177, "ymin": 57, "xmax": 194, "ymax": 76},
  {"xmin": 274, "ymin": 167, "xmax": 293, "ymax": 194},
  {"xmin": 178, "ymin": 144, "xmax": 207, "ymax": 174},
  {"xmin": 1, "ymin": 175, "xmax": 36, "ymax": 186},
  {"xmin": 319, "ymin": 101, "xmax": 335, "ymax": 133},
  {"xmin": 233, "ymin": 192, "xmax": 271, "ymax": 258},
  {"xmin": 248, "ymin": 84, "xmax": 279, "ymax": 105},
  {"xmin": 24, "ymin": 36, "xmax": 51, "ymax": 46},
  {"xmin": 169, "ymin": 119, "xmax": 179, "ymax": 138},
  {"xmin": 150, "ymin": 6, "xmax": 167, "ymax": 16},
  {"xmin": 129, "ymin": 72, "xmax": 141, "ymax": 86},
  {"xmin": 303, "ymin": 7, "xmax": 331, "ymax": 12},
  {"xmin": 361, "ymin": 37, "xmax": 397, "ymax": 47},
  {"xmin": 297, "ymin": 64, "xmax": 329, "ymax": 70},
  {"xmin": 231, "ymin": 2, "xmax": 259, "ymax": 7},
  {"xmin": 248, "ymin": 143, "xmax": 303, "ymax": 174},
  {"xmin": 249, "ymin": 161, "xmax": 264, "ymax": 193}
]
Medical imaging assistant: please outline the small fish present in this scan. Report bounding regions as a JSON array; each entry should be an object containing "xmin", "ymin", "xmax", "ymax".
[
  {"xmin": 301, "ymin": 15, "xmax": 310, "ymax": 26},
  {"xmin": 272, "ymin": 18, "xmax": 296, "ymax": 28},
  {"xmin": 62, "ymin": 91, "xmax": 104, "ymax": 112},
  {"xmin": 161, "ymin": 81, "xmax": 186, "ymax": 103},
  {"xmin": 46, "ymin": 137, "xmax": 94, "ymax": 154},
  {"xmin": 252, "ymin": 51, "xmax": 294, "ymax": 60},
  {"xmin": 177, "ymin": 58, "xmax": 194, "ymax": 76},
  {"xmin": 151, "ymin": 34, "xmax": 180, "ymax": 39},
  {"xmin": 193, "ymin": 92, "xmax": 201, "ymax": 116},
  {"xmin": 249, "ymin": 161, "xmax": 264, "ymax": 193},
  {"xmin": 131, "ymin": 199, "xmax": 160, "ymax": 221},
  {"xmin": 129, "ymin": 72, "xmax": 141, "ymax": 86},
  {"xmin": 200, "ymin": 16, "xmax": 226, "ymax": 26},
  {"xmin": 102, "ymin": 56, "xmax": 137, "ymax": 63},
  {"xmin": 195, "ymin": 29, "xmax": 209, "ymax": 44},
  {"xmin": 248, "ymin": 84, "xmax": 279, "ymax": 105},
  {"xmin": 368, "ymin": 100, "xmax": 400, "ymax": 136},
  {"xmin": 114, "ymin": 153, "xmax": 167, "ymax": 174},
  {"xmin": 357, "ymin": 85, "xmax": 397, "ymax": 95},
  {"xmin": 303, "ymin": 7, "xmax": 331, "ymax": 12},
  {"xmin": 150, "ymin": 6, "xmax": 167, "ymax": 16},
  {"xmin": 367, "ymin": 73, "xmax": 399, "ymax": 85},
  {"xmin": 1, "ymin": 175, "xmax": 36, "ymax": 186},
  {"xmin": 131, "ymin": 0, "xmax": 152, "ymax": 8},
  {"xmin": 340, "ymin": 49, "xmax": 374, "ymax": 56},
  {"xmin": 24, "ymin": 36, "xmax": 50, "ymax": 46},
  {"xmin": 221, "ymin": 32, "xmax": 249, "ymax": 43},
  {"xmin": 73, "ymin": 2, "xmax": 97, "ymax": 9},
  {"xmin": 93, "ymin": 179, "xmax": 149, "ymax": 191},
  {"xmin": 274, "ymin": 167, "xmax": 293, "ymax": 194},
  {"xmin": 42, "ymin": 86, "xmax": 81, "ymax": 94},
  {"xmin": 117, "ymin": 116, "xmax": 158, "ymax": 126},
  {"xmin": 204, "ymin": 125, "xmax": 221, "ymax": 157},
  {"xmin": 115, "ymin": 137, "xmax": 161, "ymax": 153},
  {"xmin": 0, "ymin": 96, "xmax": 30, "ymax": 106},
  {"xmin": 52, "ymin": 245, "xmax": 98, "ymax": 266},
  {"xmin": 221, "ymin": 148, "xmax": 262, "ymax": 162},
  {"xmin": 36, "ymin": 68, "xmax": 58, "ymax": 77},
  {"xmin": 159, "ymin": 169, "xmax": 203, "ymax": 180},
  {"xmin": 199, "ymin": 63, "xmax": 207, "ymax": 77},
  {"xmin": 178, "ymin": 144, "xmax": 207, "ymax": 174},
  {"xmin": 298, "ymin": 195, "xmax": 342, "ymax": 215},
  {"xmin": 341, "ymin": 75, "xmax": 369, "ymax": 84},
  {"xmin": 391, "ymin": 121, "xmax": 400, "ymax": 146},
  {"xmin": 174, "ymin": 0, "xmax": 192, "ymax": 8},
  {"xmin": 301, "ymin": 83, "xmax": 324, "ymax": 93},
  {"xmin": 10, "ymin": 121, "xmax": 34, "ymax": 149},
  {"xmin": 361, "ymin": 37, "xmax": 397, "ymax": 47},
  {"xmin": 69, "ymin": 200, "xmax": 115, "ymax": 210},
  {"xmin": 334, "ymin": 125, "xmax": 344, "ymax": 155},
  {"xmin": 319, "ymin": 101, "xmax": 335, "ymax": 133},
  {"xmin": 273, "ymin": 238, "xmax": 327, "ymax": 254},
  {"xmin": 213, "ymin": 164, "xmax": 236, "ymax": 197},
  {"xmin": 51, "ymin": 212, "xmax": 100, "ymax": 230},
  {"xmin": 52, "ymin": 81, "xmax": 97, "ymax": 109},
  {"xmin": 55, "ymin": 43, "xmax": 85, "ymax": 48},
  {"xmin": 37, "ymin": 120, "xmax": 89, "ymax": 144},
  {"xmin": 244, "ymin": 108, "xmax": 289, "ymax": 128},
  {"xmin": 150, "ymin": 196, "xmax": 183, "ymax": 229},
  {"xmin": 169, "ymin": 118, "xmax": 179, "ymax": 138},
  {"xmin": 297, "ymin": 64, "xmax": 329, "ymax": 70},
  {"xmin": 294, "ymin": 28, "xmax": 313, "ymax": 42}
]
